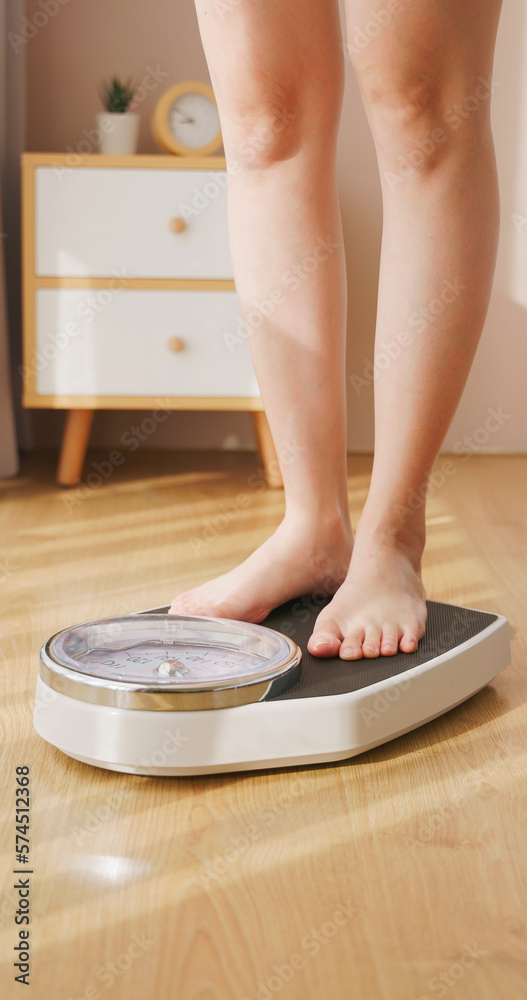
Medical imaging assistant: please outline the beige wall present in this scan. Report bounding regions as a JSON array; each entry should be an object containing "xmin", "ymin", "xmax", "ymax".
[{"xmin": 25, "ymin": 0, "xmax": 527, "ymax": 453}]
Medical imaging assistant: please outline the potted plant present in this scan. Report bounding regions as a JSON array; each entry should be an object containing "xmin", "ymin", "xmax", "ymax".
[{"xmin": 96, "ymin": 76, "xmax": 140, "ymax": 155}]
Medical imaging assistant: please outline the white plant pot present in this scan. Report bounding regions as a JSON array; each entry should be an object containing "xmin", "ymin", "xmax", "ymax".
[{"xmin": 96, "ymin": 112, "xmax": 140, "ymax": 155}]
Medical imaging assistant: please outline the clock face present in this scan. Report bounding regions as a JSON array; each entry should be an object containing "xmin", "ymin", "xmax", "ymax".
[
  {"xmin": 169, "ymin": 92, "xmax": 221, "ymax": 150},
  {"xmin": 151, "ymin": 81, "xmax": 223, "ymax": 156}
]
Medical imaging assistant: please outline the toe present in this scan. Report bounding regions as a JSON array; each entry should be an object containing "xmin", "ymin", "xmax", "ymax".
[
  {"xmin": 308, "ymin": 618, "xmax": 343, "ymax": 658},
  {"xmin": 168, "ymin": 592, "xmax": 209, "ymax": 617},
  {"xmin": 361, "ymin": 624, "xmax": 382, "ymax": 658},
  {"xmin": 168, "ymin": 593, "xmax": 192, "ymax": 615},
  {"xmin": 379, "ymin": 625, "xmax": 401, "ymax": 656},
  {"xmin": 339, "ymin": 625, "xmax": 365, "ymax": 660},
  {"xmin": 399, "ymin": 622, "xmax": 421, "ymax": 653}
]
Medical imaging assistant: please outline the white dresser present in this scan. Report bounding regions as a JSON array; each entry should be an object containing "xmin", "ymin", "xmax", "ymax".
[{"xmin": 21, "ymin": 153, "xmax": 281, "ymax": 486}]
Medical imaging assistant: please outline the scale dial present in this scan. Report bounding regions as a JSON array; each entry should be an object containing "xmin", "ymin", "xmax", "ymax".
[
  {"xmin": 63, "ymin": 638, "xmax": 276, "ymax": 686},
  {"xmin": 41, "ymin": 615, "xmax": 301, "ymax": 711}
]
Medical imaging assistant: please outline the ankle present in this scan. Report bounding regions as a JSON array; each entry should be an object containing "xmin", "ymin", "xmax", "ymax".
[
  {"xmin": 284, "ymin": 503, "xmax": 352, "ymax": 539},
  {"xmin": 354, "ymin": 507, "xmax": 426, "ymax": 565}
]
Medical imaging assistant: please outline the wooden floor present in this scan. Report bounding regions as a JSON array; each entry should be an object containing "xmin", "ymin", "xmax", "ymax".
[{"xmin": 1, "ymin": 449, "xmax": 526, "ymax": 1000}]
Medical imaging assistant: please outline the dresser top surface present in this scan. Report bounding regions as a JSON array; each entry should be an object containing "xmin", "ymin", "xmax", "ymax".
[{"xmin": 22, "ymin": 152, "xmax": 227, "ymax": 170}]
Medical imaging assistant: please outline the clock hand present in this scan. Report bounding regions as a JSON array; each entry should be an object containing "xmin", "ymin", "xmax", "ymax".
[{"xmin": 173, "ymin": 111, "xmax": 195, "ymax": 125}]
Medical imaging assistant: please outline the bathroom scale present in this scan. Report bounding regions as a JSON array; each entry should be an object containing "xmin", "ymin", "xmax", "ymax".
[{"xmin": 33, "ymin": 597, "xmax": 510, "ymax": 775}]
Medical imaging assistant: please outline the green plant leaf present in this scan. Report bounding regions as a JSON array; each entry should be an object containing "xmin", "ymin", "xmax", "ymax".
[{"xmin": 99, "ymin": 75, "xmax": 138, "ymax": 113}]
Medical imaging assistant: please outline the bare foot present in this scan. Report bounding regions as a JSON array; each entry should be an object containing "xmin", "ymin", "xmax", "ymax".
[
  {"xmin": 307, "ymin": 521, "xmax": 427, "ymax": 659},
  {"xmin": 169, "ymin": 513, "xmax": 353, "ymax": 623}
]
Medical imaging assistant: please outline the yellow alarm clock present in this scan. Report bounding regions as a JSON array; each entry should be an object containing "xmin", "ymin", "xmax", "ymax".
[{"xmin": 151, "ymin": 81, "xmax": 223, "ymax": 157}]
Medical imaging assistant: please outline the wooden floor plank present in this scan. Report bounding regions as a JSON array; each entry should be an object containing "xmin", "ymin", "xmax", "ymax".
[{"xmin": 0, "ymin": 450, "xmax": 526, "ymax": 1000}]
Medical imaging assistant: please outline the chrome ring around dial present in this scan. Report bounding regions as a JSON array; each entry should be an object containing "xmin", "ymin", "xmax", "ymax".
[{"xmin": 39, "ymin": 614, "xmax": 302, "ymax": 711}]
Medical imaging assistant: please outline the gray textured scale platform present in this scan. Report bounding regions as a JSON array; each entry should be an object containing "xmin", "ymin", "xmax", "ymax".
[
  {"xmin": 256, "ymin": 597, "xmax": 501, "ymax": 699},
  {"xmin": 34, "ymin": 598, "xmax": 510, "ymax": 775}
]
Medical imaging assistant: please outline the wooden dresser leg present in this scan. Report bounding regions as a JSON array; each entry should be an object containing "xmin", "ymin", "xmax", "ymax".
[
  {"xmin": 57, "ymin": 409, "xmax": 94, "ymax": 487},
  {"xmin": 251, "ymin": 410, "xmax": 283, "ymax": 489}
]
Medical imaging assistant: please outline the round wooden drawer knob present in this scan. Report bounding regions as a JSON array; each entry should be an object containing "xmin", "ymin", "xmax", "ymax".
[
  {"xmin": 169, "ymin": 216, "xmax": 187, "ymax": 234},
  {"xmin": 167, "ymin": 337, "xmax": 186, "ymax": 353}
]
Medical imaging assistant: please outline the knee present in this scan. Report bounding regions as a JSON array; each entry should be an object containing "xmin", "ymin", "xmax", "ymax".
[
  {"xmin": 225, "ymin": 103, "xmax": 303, "ymax": 169},
  {"xmin": 364, "ymin": 71, "xmax": 442, "ymax": 131},
  {"xmin": 222, "ymin": 77, "xmax": 343, "ymax": 171},
  {"xmin": 357, "ymin": 65, "xmax": 489, "ymax": 176}
]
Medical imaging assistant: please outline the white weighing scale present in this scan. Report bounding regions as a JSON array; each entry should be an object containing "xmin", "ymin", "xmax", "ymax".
[{"xmin": 34, "ymin": 597, "xmax": 511, "ymax": 775}]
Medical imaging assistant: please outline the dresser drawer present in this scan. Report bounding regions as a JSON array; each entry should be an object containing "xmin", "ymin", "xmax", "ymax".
[
  {"xmin": 35, "ymin": 289, "xmax": 258, "ymax": 398},
  {"xmin": 35, "ymin": 167, "xmax": 233, "ymax": 279}
]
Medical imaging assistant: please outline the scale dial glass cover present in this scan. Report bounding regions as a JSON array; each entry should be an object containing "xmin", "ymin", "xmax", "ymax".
[{"xmin": 41, "ymin": 615, "xmax": 301, "ymax": 710}]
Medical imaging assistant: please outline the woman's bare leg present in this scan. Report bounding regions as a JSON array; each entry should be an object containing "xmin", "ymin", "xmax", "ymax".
[
  {"xmin": 308, "ymin": 0, "xmax": 503, "ymax": 658},
  {"xmin": 170, "ymin": 0, "xmax": 353, "ymax": 620}
]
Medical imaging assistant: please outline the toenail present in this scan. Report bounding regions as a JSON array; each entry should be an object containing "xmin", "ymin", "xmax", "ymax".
[
  {"xmin": 314, "ymin": 639, "xmax": 332, "ymax": 649},
  {"xmin": 340, "ymin": 647, "xmax": 355, "ymax": 659}
]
